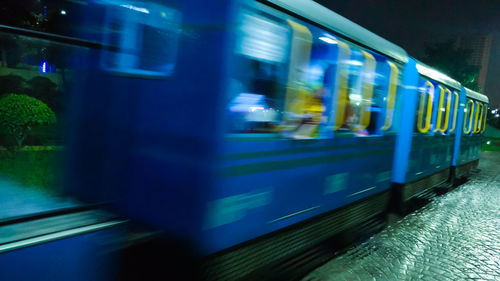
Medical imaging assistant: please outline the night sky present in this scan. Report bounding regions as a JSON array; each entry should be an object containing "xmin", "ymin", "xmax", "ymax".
[{"xmin": 316, "ymin": 0, "xmax": 500, "ymax": 107}]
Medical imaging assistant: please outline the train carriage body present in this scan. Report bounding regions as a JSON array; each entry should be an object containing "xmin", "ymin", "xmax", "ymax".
[
  {"xmin": 67, "ymin": 0, "xmax": 414, "ymax": 278},
  {"xmin": 0, "ymin": 0, "xmax": 490, "ymax": 280},
  {"xmin": 453, "ymin": 88, "xmax": 488, "ymax": 178},
  {"xmin": 391, "ymin": 61, "xmax": 462, "ymax": 209}
]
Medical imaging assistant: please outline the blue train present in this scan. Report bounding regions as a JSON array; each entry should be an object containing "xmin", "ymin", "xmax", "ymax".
[{"xmin": 0, "ymin": 0, "xmax": 489, "ymax": 280}]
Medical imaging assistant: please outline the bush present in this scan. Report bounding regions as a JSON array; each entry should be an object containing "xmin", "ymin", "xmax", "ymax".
[
  {"xmin": 0, "ymin": 94, "xmax": 56, "ymax": 148},
  {"xmin": 0, "ymin": 74, "xmax": 26, "ymax": 96},
  {"xmin": 27, "ymin": 76, "xmax": 60, "ymax": 113}
]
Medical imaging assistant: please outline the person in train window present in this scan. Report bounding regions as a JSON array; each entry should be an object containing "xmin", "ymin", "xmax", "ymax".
[
  {"xmin": 286, "ymin": 65, "xmax": 330, "ymax": 139},
  {"xmin": 288, "ymin": 86, "xmax": 323, "ymax": 138}
]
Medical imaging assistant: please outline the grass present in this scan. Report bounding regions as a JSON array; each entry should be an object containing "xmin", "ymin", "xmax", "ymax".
[
  {"xmin": 482, "ymin": 137, "xmax": 500, "ymax": 152},
  {"xmin": 0, "ymin": 147, "xmax": 61, "ymax": 191}
]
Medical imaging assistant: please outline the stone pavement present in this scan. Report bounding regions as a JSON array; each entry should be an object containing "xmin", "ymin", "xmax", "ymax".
[{"xmin": 302, "ymin": 152, "xmax": 500, "ymax": 281}]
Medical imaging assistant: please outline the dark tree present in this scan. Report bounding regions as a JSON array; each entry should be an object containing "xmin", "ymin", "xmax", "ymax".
[
  {"xmin": 0, "ymin": 75, "xmax": 27, "ymax": 95},
  {"xmin": 27, "ymin": 76, "xmax": 60, "ymax": 112},
  {"xmin": 420, "ymin": 39, "xmax": 480, "ymax": 91},
  {"xmin": 0, "ymin": 0, "xmax": 47, "ymax": 67}
]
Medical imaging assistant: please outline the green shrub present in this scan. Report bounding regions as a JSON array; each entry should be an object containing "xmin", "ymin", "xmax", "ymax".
[
  {"xmin": 0, "ymin": 94, "xmax": 56, "ymax": 148},
  {"xmin": 27, "ymin": 76, "xmax": 60, "ymax": 113},
  {"xmin": 0, "ymin": 74, "xmax": 26, "ymax": 96}
]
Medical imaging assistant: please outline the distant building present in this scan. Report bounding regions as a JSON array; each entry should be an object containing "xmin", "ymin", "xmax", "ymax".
[{"xmin": 456, "ymin": 34, "xmax": 493, "ymax": 90}]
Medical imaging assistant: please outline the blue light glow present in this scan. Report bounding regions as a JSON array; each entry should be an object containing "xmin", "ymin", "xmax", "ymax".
[{"xmin": 41, "ymin": 61, "xmax": 47, "ymax": 73}]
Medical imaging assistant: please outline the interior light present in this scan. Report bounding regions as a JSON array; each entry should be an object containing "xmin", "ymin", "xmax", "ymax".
[
  {"xmin": 319, "ymin": 36, "xmax": 337, "ymax": 44},
  {"xmin": 120, "ymin": 4, "xmax": 150, "ymax": 14}
]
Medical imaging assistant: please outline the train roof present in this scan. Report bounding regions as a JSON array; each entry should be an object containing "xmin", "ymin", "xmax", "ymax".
[
  {"xmin": 264, "ymin": 0, "xmax": 408, "ymax": 64},
  {"xmin": 465, "ymin": 88, "xmax": 489, "ymax": 103},
  {"xmin": 415, "ymin": 61, "xmax": 462, "ymax": 90}
]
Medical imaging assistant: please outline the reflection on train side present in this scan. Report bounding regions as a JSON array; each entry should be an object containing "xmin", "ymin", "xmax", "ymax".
[{"xmin": 226, "ymin": 9, "xmax": 402, "ymax": 138}]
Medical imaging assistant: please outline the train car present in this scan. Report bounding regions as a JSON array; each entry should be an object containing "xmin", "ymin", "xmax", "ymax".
[
  {"xmin": 63, "ymin": 0, "xmax": 416, "ymax": 279},
  {"xmin": 390, "ymin": 61, "xmax": 463, "ymax": 212},
  {"xmin": 0, "ymin": 0, "xmax": 490, "ymax": 280},
  {"xmin": 451, "ymin": 88, "xmax": 488, "ymax": 179}
]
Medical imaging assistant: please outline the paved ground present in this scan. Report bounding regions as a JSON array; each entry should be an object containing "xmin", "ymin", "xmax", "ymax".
[{"xmin": 303, "ymin": 151, "xmax": 500, "ymax": 281}]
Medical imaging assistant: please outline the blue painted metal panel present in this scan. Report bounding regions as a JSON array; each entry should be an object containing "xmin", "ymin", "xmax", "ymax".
[
  {"xmin": 202, "ymin": 135, "xmax": 395, "ymax": 254},
  {"xmin": 392, "ymin": 58, "xmax": 419, "ymax": 184},
  {"xmin": 65, "ymin": 0, "xmax": 236, "ymax": 244},
  {"xmin": 406, "ymin": 134, "xmax": 453, "ymax": 182},
  {"xmin": 456, "ymin": 92, "xmax": 484, "ymax": 165}
]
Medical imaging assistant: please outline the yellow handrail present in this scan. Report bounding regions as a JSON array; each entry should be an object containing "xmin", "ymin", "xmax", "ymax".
[
  {"xmin": 481, "ymin": 105, "xmax": 488, "ymax": 134},
  {"xmin": 417, "ymin": 81, "xmax": 434, "ymax": 133},
  {"xmin": 333, "ymin": 42, "xmax": 351, "ymax": 131},
  {"xmin": 474, "ymin": 102, "xmax": 483, "ymax": 134},
  {"xmin": 355, "ymin": 50, "xmax": 376, "ymax": 131},
  {"xmin": 449, "ymin": 91, "xmax": 459, "ymax": 133},
  {"xmin": 439, "ymin": 88, "xmax": 452, "ymax": 133},
  {"xmin": 381, "ymin": 61, "xmax": 398, "ymax": 130},
  {"xmin": 463, "ymin": 100, "xmax": 474, "ymax": 134},
  {"xmin": 284, "ymin": 20, "xmax": 312, "ymax": 116},
  {"xmin": 434, "ymin": 86, "xmax": 446, "ymax": 132}
]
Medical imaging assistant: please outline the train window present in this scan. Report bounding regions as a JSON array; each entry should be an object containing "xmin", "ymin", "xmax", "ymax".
[
  {"xmin": 473, "ymin": 101, "xmax": 484, "ymax": 134},
  {"xmin": 334, "ymin": 51, "xmax": 399, "ymax": 136},
  {"xmin": 226, "ymin": 10, "xmax": 290, "ymax": 134},
  {"xmin": 226, "ymin": 7, "xmax": 393, "ymax": 138},
  {"xmin": 380, "ymin": 61, "xmax": 400, "ymax": 132},
  {"xmin": 334, "ymin": 48, "xmax": 392, "ymax": 136},
  {"xmin": 0, "ymin": 31, "xmax": 86, "ymax": 219},
  {"xmin": 101, "ymin": 2, "xmax": 181, "ymax": 77},
  {"xmin": 448, "ymin": 90, "xmax": 460, "ymax": 134},
  {"xmin": 434, "ymin": 86, "xmax": 452, "ymax": 134},
  {"xmin": 342, "ymin": 50, "xmax": 374, "ymax": 135},
  {"xmin": 227, "ymin": 9, "xmax": 339, "ymax": 139},
  {"xmin": 463, "ymin": 99, "xmax": 474, "ymax": 135},
  {"xmin": 480, "ymin": 104, "xmax": 488, "ymax": 134},
  {"xmin": 416, "ymin": 79, "xmax": 434, "ymax": 133}
]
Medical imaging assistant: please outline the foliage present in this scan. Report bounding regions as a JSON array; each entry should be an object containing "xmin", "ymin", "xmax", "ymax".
[
  {"xmin": 487, "ymin": 118, "xmax": 500, "ymax": 130},
  {"xmin": 420, "ymin": 39, "xmax": 480, "ymax": 91},
  {"xmin": 0, "ymin": 74, "xmax": 26, "ymax": 95},
  {"xmin": 483, "ymin": 137, "xmax": 500, "ymax": 152},
  {"xmin": 0, "ymin": 94, "xmax": 56, "ymax": 148},
  {"xmin": 27, "ymin": 76, "xmax": 60, "ymax": 113},
  {"xmin": 0, "ymin": 75, "xmax": 62, "ymax": 114}
]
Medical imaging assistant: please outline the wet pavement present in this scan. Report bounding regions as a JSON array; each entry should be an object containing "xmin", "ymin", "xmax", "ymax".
[{"xmin": 303, "ymin": 151, "xmax": 500, "ymax": 281}]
